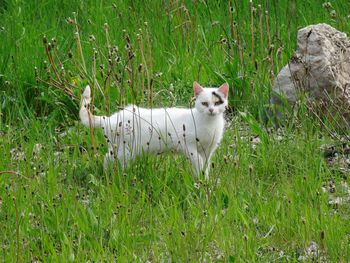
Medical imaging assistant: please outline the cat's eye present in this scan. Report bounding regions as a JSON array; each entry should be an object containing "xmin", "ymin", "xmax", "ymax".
[
  {"xmin": 214, "ymin": 101, "xmax": 222, "ymax": 106},
  {"xmin": 201, "ymin": 102, "xmax": 209, "ymax": 107}
]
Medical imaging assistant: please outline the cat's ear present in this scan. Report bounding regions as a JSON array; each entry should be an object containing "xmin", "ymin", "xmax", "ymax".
[
  {"xmin": 193, "ymin": 81, "xmax": 204, "ymax": 97},
  {"xmin": 218, "ymin": 83, "xmax": 229, "ymax": 98}
]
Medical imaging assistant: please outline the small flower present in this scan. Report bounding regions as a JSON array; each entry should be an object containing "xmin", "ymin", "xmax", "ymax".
[
  {"xmin": 322, "ymin": 1, "xmax": 332, "ymax": 9},
  {"xmin": 251, "ymin": 136, "xmax": 261, "ymax": 149},
  {"xmin": 32, "ymin": 143, "xmax": 43, "ymax": 156},
  {"xmin": 65, "ymin": 17, "xmax": 74, "ymax": 24},
  {"xmin": 88, "ymin": 35, "xmax": 96, "ymax": 42},
  {"xmin": 330, "ymin": 10, "xmax": 336, "ymax": 18},
  {"xmin": 220, "ymin": 37, "xmax": 227, "ymax": 44},
  {"xmin": 155, "ymin": 72, "xmax": 163, "ymax": 78},
  {"xmin": 251, "ymin": 7, "xmax": 257, "ymax": 16}
]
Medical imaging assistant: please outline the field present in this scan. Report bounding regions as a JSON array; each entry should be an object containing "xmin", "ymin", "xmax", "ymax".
[{"xmin": 1, "ymin": 0, "xmax": 350, "ymax": 261}]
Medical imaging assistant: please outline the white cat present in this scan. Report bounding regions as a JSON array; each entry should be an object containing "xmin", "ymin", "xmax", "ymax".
[{"xmin": 79, "ymin": 82, "xmax": 229, "ymax": 178}]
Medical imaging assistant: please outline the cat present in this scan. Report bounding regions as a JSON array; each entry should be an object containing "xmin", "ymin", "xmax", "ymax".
[{"xmin": 79, "ymin": 81, "xmax": 229, "ymax": 179}]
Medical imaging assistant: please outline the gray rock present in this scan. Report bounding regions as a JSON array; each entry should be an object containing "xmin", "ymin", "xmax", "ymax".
[{"xmin": 271, "ymin": 23, "xmax": 350, "ymax": 123}]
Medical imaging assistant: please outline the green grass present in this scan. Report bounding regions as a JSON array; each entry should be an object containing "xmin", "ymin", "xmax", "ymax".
[{"xmin": 1, "ymin": 0, "xmax": 350, "ymax": 261}]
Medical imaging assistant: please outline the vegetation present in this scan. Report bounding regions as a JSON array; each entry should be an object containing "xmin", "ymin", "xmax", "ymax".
[{"xmin": 1, "ymin": 0, "xmax": 350, "ymax": 261}]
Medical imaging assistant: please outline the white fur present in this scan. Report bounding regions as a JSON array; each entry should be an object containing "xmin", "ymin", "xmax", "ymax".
[{"xmin": 80, "ymin": 83, "xmax": 228, "ymax": 178}]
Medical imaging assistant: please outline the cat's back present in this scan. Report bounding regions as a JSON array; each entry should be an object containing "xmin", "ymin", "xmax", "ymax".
[{"xmin": 118, "ymin": 105, "xmax": 191, "ymax": 119}]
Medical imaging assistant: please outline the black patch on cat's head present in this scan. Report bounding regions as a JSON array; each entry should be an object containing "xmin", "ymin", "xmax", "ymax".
[{"xmin": 212, "ymin": 92, "xmax": 224, "ymax": 105}]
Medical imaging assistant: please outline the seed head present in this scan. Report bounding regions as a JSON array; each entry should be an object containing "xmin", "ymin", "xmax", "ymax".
[
  {"xmin": 320, "ymin": 230, "xmax": 325, "ymax": 240},
  {"xmin": 248, "ymin": 164, "xmax": 254, "ymax": 173}
]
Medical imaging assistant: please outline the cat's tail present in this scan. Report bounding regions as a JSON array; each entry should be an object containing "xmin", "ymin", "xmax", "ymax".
[{"xmin": 79, "ymin": 85, "xmax": 104, "ymax": 128}]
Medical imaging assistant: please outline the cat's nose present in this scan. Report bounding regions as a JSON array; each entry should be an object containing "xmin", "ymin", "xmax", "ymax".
[{"xmin": 209, "ymin": 108, "xmax": 214, "ymax": 113}]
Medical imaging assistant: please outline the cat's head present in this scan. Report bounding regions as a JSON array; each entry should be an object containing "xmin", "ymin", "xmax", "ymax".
[{"xmin": 193, "ymin": 82, "xmax": 229, "ymax": 116}]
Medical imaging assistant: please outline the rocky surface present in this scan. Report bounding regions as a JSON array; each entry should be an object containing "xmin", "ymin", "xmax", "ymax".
[{"xmin": 271, "ymin": 23, "xmax": 350, "ymax": 123}]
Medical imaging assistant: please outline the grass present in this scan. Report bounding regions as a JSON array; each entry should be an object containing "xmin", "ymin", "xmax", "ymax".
[{"xmin": 1, "ymin": 0, "xmax": 350, "ymax": 261}]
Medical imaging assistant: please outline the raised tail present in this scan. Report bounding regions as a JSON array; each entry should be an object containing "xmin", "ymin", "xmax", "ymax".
[{"xmin": 79, "ymin": 85, "xmax": 104, "ymax": 128}]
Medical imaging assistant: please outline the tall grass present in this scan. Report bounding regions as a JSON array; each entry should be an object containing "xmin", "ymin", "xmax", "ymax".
[{"xmin": 1, "ymin": 0, "xmax": 350, "ymax": 261}]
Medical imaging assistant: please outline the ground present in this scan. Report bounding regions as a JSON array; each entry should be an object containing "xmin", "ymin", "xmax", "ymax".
[{"xmin": 1, "ymin": 0, "xmax": 350, "ymax": 261}]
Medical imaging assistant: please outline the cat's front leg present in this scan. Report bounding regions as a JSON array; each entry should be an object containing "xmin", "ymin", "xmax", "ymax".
[
  {"xmin": 201, "ymin": 153, "xmax": 212, "ymax": 181},
  {"xmin": 186, "ymin": 147, "xmax": 205, "ymax": 177}
]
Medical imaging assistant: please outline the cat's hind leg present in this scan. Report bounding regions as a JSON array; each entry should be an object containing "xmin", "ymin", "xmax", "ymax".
[
  {"xmin": 116, "ymin": 146, "xmax": 133, "ymax": 170},
  {"xmin": 103, "ymin": 145, "xmax": 133, "ymax": 171},
  {"xmin": 103, "ymin": 147, "xmax": 115, "ymax": 170}
]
